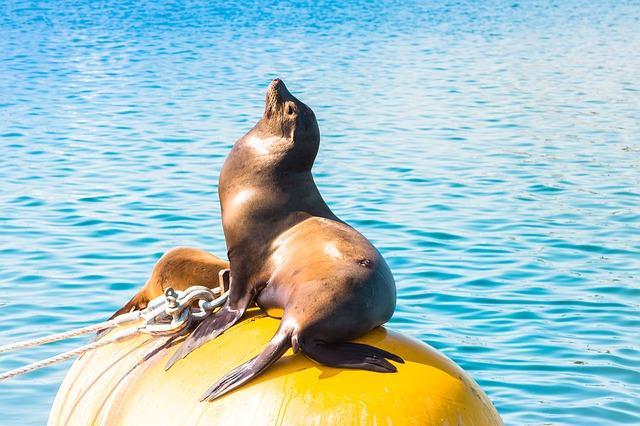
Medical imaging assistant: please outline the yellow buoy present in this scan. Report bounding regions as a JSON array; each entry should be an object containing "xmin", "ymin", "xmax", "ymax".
[{"xmin": 49, "ymin": 311, "xmax": 502, "ymax": 425}]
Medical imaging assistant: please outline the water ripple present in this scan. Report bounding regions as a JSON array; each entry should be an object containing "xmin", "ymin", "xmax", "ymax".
[{"xmin": 1, "ymin": 0, "xmax": 640, "ymax": 424}]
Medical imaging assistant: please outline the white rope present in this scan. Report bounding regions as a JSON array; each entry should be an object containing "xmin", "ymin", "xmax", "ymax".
[
  {"xmin": 0, "ymin": 283, "xmax": 228, "ymax": 380},
  {"xmin": 0, "ymin": 327, "xmax": 141, "ymax": 381},
  {"xmin": 0, "ymin": 311, "xmax": 142, "ymax": 354}
]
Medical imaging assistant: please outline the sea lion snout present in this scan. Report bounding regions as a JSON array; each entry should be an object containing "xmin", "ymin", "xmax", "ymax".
[
  {"xmin": 267, "ymin": 78, "xmax": 285, "ymax": 96},
  {"xmin": 266, "ymin": 78, "xmax": 292, "ymax": 100},
  {"xmin": 265, "ymin": 78, "xmax": 297, "ymax": 115}
]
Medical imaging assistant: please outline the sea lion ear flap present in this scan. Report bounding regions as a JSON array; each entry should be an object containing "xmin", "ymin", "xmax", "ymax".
[{"xmin": 285, "ymin": 101, "xmax": 297, "ymax": 117}]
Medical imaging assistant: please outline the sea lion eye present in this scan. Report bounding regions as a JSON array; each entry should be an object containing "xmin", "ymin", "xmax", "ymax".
[{"xmin": 285, "ymin": 102, "xmax": 297, "ymax": 117}]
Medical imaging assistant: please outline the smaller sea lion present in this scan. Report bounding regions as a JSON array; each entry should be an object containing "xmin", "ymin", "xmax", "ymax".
[{"xmin": 109, "ymin": 247, "xmax": 230, "ymax": 320}]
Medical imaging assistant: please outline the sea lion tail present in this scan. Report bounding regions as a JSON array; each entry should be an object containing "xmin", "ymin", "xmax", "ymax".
[
  {"xmin": 300, "ymin": 340, "xmax": 404, "ymax": 373},
  {"xmin": 108, "ymin": 292, "xmax": 148, "ymax": 321},
  {"xmin": 199, "ymin": 326, "xmax": 294, "ymax": 402}
]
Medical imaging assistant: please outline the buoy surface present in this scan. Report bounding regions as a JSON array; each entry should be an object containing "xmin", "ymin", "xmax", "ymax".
[{"xmin": 49, "ymin": 310, "xmax": 502, "ymax": 425}]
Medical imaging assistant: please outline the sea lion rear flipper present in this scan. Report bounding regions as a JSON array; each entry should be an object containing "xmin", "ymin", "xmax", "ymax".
[
  {"xmin": 199, "ymin": 327, "xmax": 293, "ymax": 401},
  {"xmin": 165, "ymin": 305, "xmax": 245, "ymax": 370},
  {"xmin": 301, "ymin": 340, "xmax": 404, "ymax": 373}
]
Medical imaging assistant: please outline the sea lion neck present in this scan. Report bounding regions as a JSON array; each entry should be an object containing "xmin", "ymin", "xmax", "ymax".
[
  {"xmin": 232, "ymin": 126, "xmax": 305, "ymax": 173},
  {"xmin": 220, "ymin": 79, "xmax": 323, "ymax": 200}
]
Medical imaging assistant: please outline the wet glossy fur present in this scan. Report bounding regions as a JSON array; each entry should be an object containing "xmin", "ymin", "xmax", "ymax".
[{"xmin": 166, "ymin": 80, "xmax": 402, "ymax": 401}]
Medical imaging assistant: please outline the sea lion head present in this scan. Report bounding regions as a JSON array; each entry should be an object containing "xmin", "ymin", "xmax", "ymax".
[{"xmin": 256, "ymin": 79, "xmax": 320, "ymax": 172}]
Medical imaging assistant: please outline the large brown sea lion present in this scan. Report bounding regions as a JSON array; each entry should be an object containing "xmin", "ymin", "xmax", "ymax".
[
  {"xmin": 166, "ymin": 79, "xmax": 402, "ymax": 401},
  {"xmin": 109, "ymin": 247, "xmax": 229, "ymax": 320}
]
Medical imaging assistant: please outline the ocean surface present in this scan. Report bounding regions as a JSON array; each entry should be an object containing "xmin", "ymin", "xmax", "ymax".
[{"xmin": 1, "ymin": 1, "xmax": 639, "ymax": 424}]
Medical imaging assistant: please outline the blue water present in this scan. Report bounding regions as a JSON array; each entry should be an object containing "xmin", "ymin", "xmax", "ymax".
[{"xmin": 1, "ymin": 1, "xmax": 639, "ymax": 424}]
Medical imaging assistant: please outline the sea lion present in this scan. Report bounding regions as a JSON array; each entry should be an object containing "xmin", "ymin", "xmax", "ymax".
[
  {"xmin": 166, "ymin": 79, "xmax": 402, "ymax": 401},
  {"xmin": 109, "ymin": 247, "xmax": 230, "ymax": 320}
]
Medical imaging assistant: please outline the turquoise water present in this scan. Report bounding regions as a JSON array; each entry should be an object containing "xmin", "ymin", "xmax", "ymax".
[{"xmin": 1, "ymin": 1, "xmax": 639, "ymax": 424}]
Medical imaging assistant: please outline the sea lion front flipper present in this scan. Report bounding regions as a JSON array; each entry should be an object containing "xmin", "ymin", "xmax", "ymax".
[
  {"xmin": 165, "ymin": 304, "xmax": 245, "ymax": 370},
  {"xmin": 301, "ymin": 340, "xmax": 404, "ymax": 373},
  {"xmin": 200, "ymin": 327, "xmax": 293, "ymax": 401}
]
